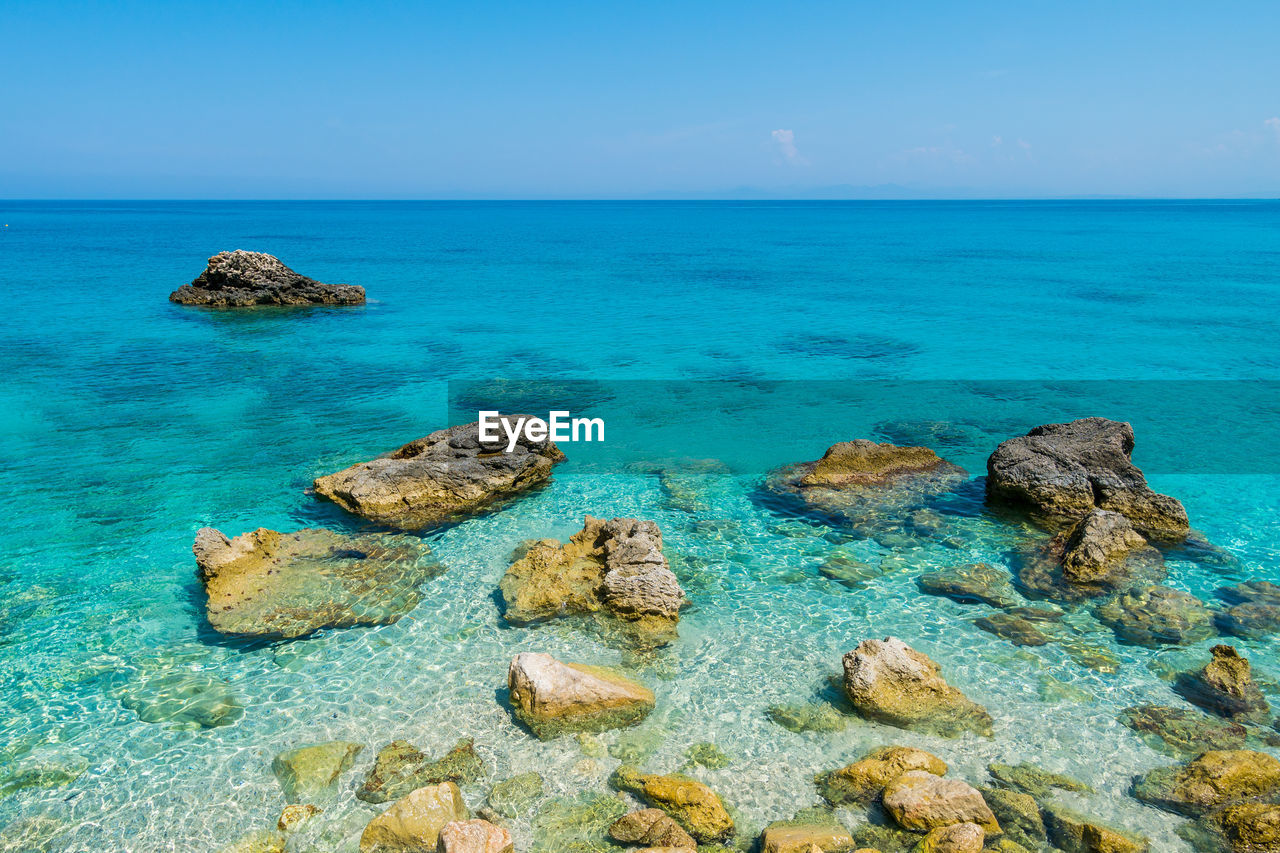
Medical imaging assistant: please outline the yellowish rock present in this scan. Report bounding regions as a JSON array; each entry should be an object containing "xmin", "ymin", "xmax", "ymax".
[
  {"xmin": 359, "ymin": 782, "xmax": 468, "ymax": 853},
  {"xmin": 915, "ymin": 822, "xmax": 984, "ymax": 853},
  {"xmin": 881, "ymin": 771, "xmax": 999, "ymax": 834},
  {"xmin": 816, "ymin": 745, "xmax": 947, "ymax": 805},
  {"xmin": 507, "ymin": 652, "xmax": 654, "ymax": 738},
  {"xmin": 277, "ymin": 803, "xmax": 321, "ymax": 833},
  {"xmin": 435, "ymin": 819, "xmax": 513, "ymax": 853},
  {"xmin": 760, "ymin": 822, "xmax": 855, "ymax": 852},
  {"xmin": 610, "ymin": 766, "xmax": 734, "ymax": 842},
  {"xmin": 272, "ymin": 741, "xmax": 364, "ymax": 803}
]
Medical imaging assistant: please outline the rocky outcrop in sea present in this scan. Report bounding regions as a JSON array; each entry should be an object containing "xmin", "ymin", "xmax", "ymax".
[
  {"xmin": 169, "ymin": 250, "xmax": 365, "ymax": 306},
  {"xmin": 506, "ymin": 651, "xmax": 655, "ymax": 738}
]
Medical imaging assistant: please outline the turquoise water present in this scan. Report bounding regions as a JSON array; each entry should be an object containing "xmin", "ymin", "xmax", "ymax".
[{"xmin": 1, "ymin": 200, "xmax": 1279, "ymax": 851}]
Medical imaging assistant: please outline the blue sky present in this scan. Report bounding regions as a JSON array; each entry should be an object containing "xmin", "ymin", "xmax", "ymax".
[{"xmin": 2, "ymin": 1, "xmax": 1279, "ymax": 198}]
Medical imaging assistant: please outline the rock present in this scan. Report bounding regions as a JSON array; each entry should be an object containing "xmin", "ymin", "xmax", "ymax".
[
  {"xmin": 359, "ymin": 782, "xmax": 468, "ymax": 853},
  {"xmin": 978, "ymin": 787, "xmax": 1046, "ymax": 851},
  {"xmin": 1059, "ymin": 510, "xmax": 1152, "ymax": 584},
  {"xmin": 916, "ymin": 563, "xmax": 1021, "ymax": 609},
  {"xmin": 985, "ymin": 418, "xmax": 1189, "ymax": 539},
  {"xmin": 1094, "ymin": 585, "xmax": 1215, "ymax": 646},
  {"xmin": 610, "ymin": 808, "xmax": 698, "ymax": 849},
  {"xmin": 685, "ymin": 742, "xmax": 730, "ymax": 770},
  {"xmin": 216, "ymin": 830, "xmax": 286, "ymax": 853},
  {"xmin": 1120, "ymin": 705, "xmax": 1247, "ymax": 756},
  {"xmin": 1217, "ymin": 602, "xmax": 1280, "ymax": 640},
  {"xmin": 850, "ymin": 820, "xmax": 920, "ymax": 853},
  {"xmin": 767, "ymin": 702, "xmax": 851, "ymax": 734},
  {"xmin": 915, "ymin": 822, "xmax": 984, "ymax": 853},
  {"xmin": 973, "ymin": 613, "xmax": 1052, "ymax": 646},
  {"xmin": 815, "ymin": 746, "xmax": 947, "ymax": 806},
  {"xmin": 193, "ymin": 527, "xmax": 441, "ymax": 639},
  {"xmin": 1201, "ymin": 803, "xmax": 1280, "ymax": 853},
  {"xmin": 436, "ymin": 819, "xmax": 513, "ymax": 853},
  {"xmin": 880, "ymin": 771, "xmax": 999, "ymax": 834},
  {"xmin": 273, "ymin": 741, "xmax": 364, "ymax": 802},
  {"xmin": 1132, "ymin": 750, "xmax": 1280, "ymax": 817},
  {"xmin": 0, "ymin": 747, "xmax": 88, "ymax": 797},
  {"xmin": 988, "ymin": 762, "xmax": 1090, "ymax": 797},
  {"xmin": 507, "ymin": 652, "xmax": 654, "ymax": 739},
  {"xmin": 170, "ymin": 250, "xmax": 365, "ymax": 306},
  {"xmin": 842, "ymin": 637, "xmax": 993, "ymax": 737},
  {"xmin": 1042, "ymin": 806, "xmax": 1149, "ymax": 853},
  {"xmin": 499, "ymin": 517, "xmax": 685, "ymax": 646},
  {"xmin": 314, "ymin": 420, "xmax": 565, "ymax": 529},
  {"xmin": 278, "ymin": 804, "xmax": 322, "ymax": 833},
  {"xmin": 1174, "ymin": 645, "xmax": 1271, "ymax": 723},
  {"xmin": 0, "ymin": 816, "xmax": 64, "ymax": 853},
  {"xmin": 110, "ymin": 666, "xmax": 242, "ymax": 729},
  {"xmin": 530, "ymin": 792, "xmax": 627, "ymax": 853},
  {"xmin": 1016, "ymin": 515, "xmax": 1166, "ymax": 603},
  {"xmin": 1218, "ymin": 580, "xmax": 1280, "ymax": 607},
  {"xmin": 759, "ymin": 822, "xmax": 855, "ymax": 853},
  {"xmin": 486, "ymin": 772, "xmax": 544, "ymax": 818},
  {"xmin": 610, "ymin": 765, "xmax": 735, "ymax": 841},
  {"xmin": 357, "ymin": 739, "xmax": 485, "ymax": 804}
]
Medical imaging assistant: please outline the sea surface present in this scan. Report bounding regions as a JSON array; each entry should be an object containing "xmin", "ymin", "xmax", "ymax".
[{"xmin": 1, "ymin": 200, "xmax": 1279, "ymax": 852}]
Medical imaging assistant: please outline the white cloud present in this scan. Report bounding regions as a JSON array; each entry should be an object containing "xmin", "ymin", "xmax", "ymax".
[{"xmin": 771, "ymin": 129, "xmax": 808, "ymax": 164}]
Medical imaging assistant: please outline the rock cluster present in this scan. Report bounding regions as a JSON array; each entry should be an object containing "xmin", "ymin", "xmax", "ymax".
[
  {"xmin": 610, "ymin": 765, "xmax": 735, "ymax": 841},
  {"xmin": 314, "ymin": 421, "xmax": 565, "ymax": 529},
  {"xmin": 357, "ymin": 739, "xmax": 485, "ymax": 804},
  {"xmin": 170, "ymin": 250, "xmax": 365, "ymax": 306}
]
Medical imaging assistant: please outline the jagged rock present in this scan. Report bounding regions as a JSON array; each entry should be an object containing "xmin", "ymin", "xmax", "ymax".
[
  {"xmin": 1042, "ymin": 805, "xmax": 1149, "ymax": 853},
  {"xmin": 273, "ymin": 741, "xmax": 364, "ymax": 802},
  {"xmin": 1016, "ymin": 515, "xmax": 1165, "ymax": 603},
  {"xmin": 1216, "ymin": 581, "xmax": 1280, "ymax": 640},
  {"xmin": 767, "ymin": 702, "xmax": 851, "ymax": 734},
  {"xmin": 170, "ymin": 250, "xmax": 365, "ymax": 306},
  {"xmin": 986, "ymin": 418, "xmax": 1189, "ymax": 539},
  {"xmin": 111, "ymin": 666, "xmax": 243, "ymax": 729},
  {"xmin": 486, "ymin": 772, "xmax": 544, "ymax": 818},
  {"xmin": 1059, "ymin": 510, "xmax": 1153, "ymax": 584},
  {"xmin": 768, "ymin": 439, "xmax": 966, "ymax": 527},
  {"xmin": 1132, "ymin": 750, "xmax": 1280, "ymax": 817},
  {"xmin": 880, "ymin": 771, "xmax": 999, "ymax": 833},
  {"xmin": 359, "ymin": 782, "xmax": 468, "ymax": 853},
  {"xmin": 357, "ymin": 739, "xmax": 485, "ymax": 804},
  {"xmin": 915, "ymin": 822, "xmax": 984, "ymax": 853},
  {"xmin": 0, "ymin": 747, "xmax": 88, "ymax": 797},
  {"xmin": 815, "ymin": 746, "xmax": 947, "ymax": 806},
  {"xmin": 609, "ymin": 808, "xmax": 697, "ymax": 849},
  {"xmin": 193, "ymin": 527, "xmax": 441, "ymax": 639},
  {"xmin": 314, "ymin": 421, "xmax": 565, "ymax": 529},
  {"xmin": 842, "ymin": 637, "xmax": 993, "ymax": 737},
  {"xmin": 988, "ymin": 762, "xmax": 1090, "ymax": 797},
  {"xmin": 500, "ymin": 517, "xmax": 684, "ymax": 645},
  {"xmin": 507, "ymin": 652, "xmax": 654, "ymax": 738},
  {"xmin": 436, "ymin": 819, "xmax": 513, "ymax": 853},
  {"xmin": 916, "ymin": 563, "xmax": 1021, "ymax": 609},
  {"xmin": 759, "ymin": 821, "xmax": 855, "ymax": 853},
  {"xmin": 973, "ymin": 613, "xmax": 1052, "ymax": 646},
  {"xmin": 978, "ymin": 787, "xmax": 1046, "ymax": 851},
  {"xmin": 1094, "ymin": 585, "xmax": 1215, "ymax": 646},
  {"xmin": 1195, "ymin": 803, "xmax": 1280, "ymax": 853},
  {"xmin": 1120, "ymin": 705, "xmax": 1247, "ymax": 756},
  {"xmin": 610, "ymin": 766, "xmax": 734, "ymax": 841},
  {"xmin": 1174, "ymin": 645, "xmax": 1271, "ymax": 723},
  {"xmin": 277, "ymin": 804, "xmax": 322, "ymax": 833}
]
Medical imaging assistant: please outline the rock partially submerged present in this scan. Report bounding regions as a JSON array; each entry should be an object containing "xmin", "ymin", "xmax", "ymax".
[
  {"xmin": 170, "ymin": 250, "xmax": 365, "ymax": 307},
  {"xmin": 1132, "ymin": 750, "xmax": 1280, "ymax": 817},
  {"xmin": 1120, "ymin": 705, "xmax": 1247, "ymax": 756},
  {"xmin": 314, "ymin": 421, "xmax": 564, "ymax": 529},
  {"xmin": 272, "ymin": 741, "xmax": 363, "ymax": 802},
  {"xmin": 507, "ymin": 652, "xmax": 654, "ymax": 739},
  {"xmin": 916, "ymin": 563, "xmax": 1021, "ymax": 609},
  {"xmin": 758, "ymin": 819, "xmax": 855, "ymax": 853},
  {"xmin": 1042, "ymin": 805, "xmax": 1149, "ymax": 853},
  {"xmin": 880, "ymin": 771, "xmax": 999, "ymax": 834},
  {"xmin": 358, "ymin": 781, "xmax": 467, "ymax": 853},
  {"xmin": 609, "ymin": 808, "xmax": 697, "ymax": 849},
  {"xmin": 986, "ymin": 418, "xmax": 1189, "ymax": 539},
  {"xmin": 815, "ymin": 745, "xmax": 946, "ymax": 806},
  {"xmin": 610, "ymin": 766, "xmax": 734, "ymax": 842},
  {"xmin": 1174, "ymin": 645, "xmax": 1271, "ymax": 724},
  {"xmin": 436, "ymin": 819, "xmax": 513, "ymax": 853},
  {"xmin": 842, "ymin": 637, "xmax": 993, "ymax": 737},
  {"xmin": 1183, "ymin": 803, "xmax": 1280, "ymax": 853},
  {"xmin": 357, "ymin": 739, "xmax": 485, "ymax": 804},
  {"xmin": 1016, "ymin": 512, "xmax": 1165, "ymax": 602},
  {"xmin": 1094, "ymin": 585, "xmax": 1215, "ymax": 647},
  {"xmin": 194, "ymin": 527, "xmax": 441, "ymax": 639},
  {"xmin": 500, "ymin": 516, "xmax": 685, "ymax": 646}
]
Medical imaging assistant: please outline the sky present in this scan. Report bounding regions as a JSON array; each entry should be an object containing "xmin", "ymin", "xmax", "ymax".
[{"xmin": 2, "ymin": 1, "xmax": 1279, "ymax": 199}]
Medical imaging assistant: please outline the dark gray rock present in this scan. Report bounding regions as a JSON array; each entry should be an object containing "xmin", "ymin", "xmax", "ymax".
[{"xmin": 170, "ymin": 250, "xmax": 365, "ymax": 306}]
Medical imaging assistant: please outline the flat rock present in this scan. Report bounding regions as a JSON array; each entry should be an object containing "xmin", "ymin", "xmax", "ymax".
[
  {"xmin": 815, "ymin": 745, "xmax": 947, "ymax": 806},
  {"xmin": 973, "ymin": 613, "xmax": 1052, "ymax": 646},
  {"xmin": 500, "ymin": 516, "xmax": 685, "ymax": 646},
  {"xmin": 1174, "ymin": 645, "xmax": 1271, "ymax": 724},
  {"xmin": 759, "ymin": 821, "xmax": 855, "ymax": 853},
  {"xmin": 986, "ymin": 418, "xmax": 1189, "ymax": 539},
  {"xmin": 194, "ymin": 527, "xmax": 441, "ymax": 639},
  {"xmin": 987, "ymin": 762, "xmax": 1090, "ymax": 797},
  {"xmin": 170, "ymin": 250, "xmax": 365, "ymax": 307},
  {"xmin": 357, "ymin": 739, "xmax": 485, "ymax": 804},
  {"xmin": 916, "ymin": 563, "xmax": 1021, "ymax": 609},
  {"xmin": 1132, "ymin": 750, "xmax": 1280, "ymax": 817},
  {"xmin": 880, "ymin": 770, "xmax": 999, "ymax": 833},
  {"xmin": 110, "ymin": 666, "xmax": 243, "ymax": 729},
  {"xmin": 314, "ymin": 421, "xmax": 564, "ymax": 529},
  {"xmin": 767, "ymin": 702, "xmax": 851, "ymax": 734},
  {"xmin": 1094, "ymin": 585, "xmax": 1215, "ymax": 647},
  {"xmin": 359, "ymin": 782, "xmax": 467, "ymax": 853},
  {"xmin": 273, "ymin": 741, "xmax": 364, "ymax": 802},
  {"xmin": 1042, "ymin": 805, "xmax": 1149, "ymax": 853},
  {"xmin": 842, "ymin": 637, "xmax": 993, "ymax": 737},
  {"xmin": 436, "ymin": 819, "xmax": 513, "ymax": 853},
  {"xmin": 507, "ymin": 652, "xmax": 654, "ymax": 739},
  {"xmin": 610, "ymin": 766, "xmax": 734, "ymax": 842},
  {"xmin": 486, "ymin": 772, "xmax": 544, "ymax": 818}
]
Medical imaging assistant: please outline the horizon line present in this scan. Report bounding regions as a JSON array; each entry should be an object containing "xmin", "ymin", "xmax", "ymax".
[{"xmin": 3, "ymin": 196, "xmax": 1280, "ymax": 203}]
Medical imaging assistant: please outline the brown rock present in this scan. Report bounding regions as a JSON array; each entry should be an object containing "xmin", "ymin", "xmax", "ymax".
[
  {"xmin": 507, "ymin": 652, "xmax": 654, "ymax": 739},
  {"xmin": 609, "ymin": 809, "xmax": 697, "ymax": 849},
  {"xmin": 1175, "ymin": 645, "xmax": 1271, "ymax": 724},
  {"xmin": 880, "ymin": 771, "xmax": 999, "ymax": 834},
  {"xmin": 359, "ymin": 782, "xmax": 468, "ymax": 853},
  {"xmin": 815, "ymin": 745, "xmax": 947, "ymax": 805},
  {"xmin": 842, "ymin": 637, "xmax": 992, "ymax": 737},
  {"xmin": 917, "ymin": 822, "xmax": 984, "ymax": 853},
  {"xmin": 435, "ymin": 819, "xmax": 513, "ymax": 853},
  {"xmin": 170, "ymin": 250, "xmax": 365, "ymax": 306}
]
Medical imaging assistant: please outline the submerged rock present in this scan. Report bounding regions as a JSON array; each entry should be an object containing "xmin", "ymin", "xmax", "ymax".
[
  {"xmin": 916, "ymin": 563, "xmax": 1021, "ymax": 609},
  {"xmin": 1016, "ymin": 516, "xmax": 1165, "ymax": 603},
  {"xmin": 0, "ymin": 747, "xmax": 87, "ymax": 798},
  {"xmin": 610, "ymin": 765, "xmax": 734, "ymax": 842},
  {"xmin": 986, "ymin": 418, "xmax": 1189, "ymax": 539},
  {"xmin": 987, "ymin": 762, "xmax": 1090, "ymax": 797},
  {"xmin": 436, "ymin": 819, "xmax": 513, "ymax": 853},
  {"xmin": 1216, "ymin": 580, "xmax": 1280, "ymax": 640},
  {"xmin": 272, "ymin": 741, "xmax": 363, "ymax": 802},
  {"xmin": 194, "ymin": 527, "xmax": 441, "ymax": 639},
  {"xmin": 313, "ymin": 420, "xmax": 565, "ymax": 529},
  {"xmin": 215, "ymin": 830, "xmax": 286, "ymax": 853},
  {"xmin": 170, "ymin": 250, "xmax": 365, "ymax": 307},
  {"xmin": 1174, "ymin": 645, "xmax": 1271, "ymax": 724},
  {"xmin": 530, "ymin": 792, "xmax": 628, "ymax": 853},
  {"xmin": 978, "ymin": 786, "xmax": 1046, "ymax": 851},
  {"xmin": 815, "ymin": 745, "xmax": 946, "ymax": 806},
  {"xmin": 1191, "ymin": 802, "xmax": 1280, "ymax": 853},
  {"xmin": 973, "ymin": 613, "xmax": 1052, "ymax": 646},
  {"xmin": 1132, "ymin": 750, "xmax": 1280, "ymax": 817},
  {"xmin": 842, "ymin": 637, "xmax": 993, "ymax": 737},
  {"xmin": 1120, "ymin": 705, "xmax": 1247, "ymax": 756},
  {"xmin": 357, "ymin": 739, "xmax": 485, "ymax": 804},
  {"xmin": 609, "ymin": 808, "xmax": 697, "ymax": 849},
  {"xmin": 758, "ymin": 820, "xmax": 855, "ymax": 853},
  {"xmin": 1042, "ymin": 805, "xmax": 1149, "ymax": 853},
  {"xmin": 486, "ymin": 772, "xmax": 544, "ymax": 818},
  {"xmin": 1093, "ymin": 585, "xmax": 1215, "ymax": 647},
  {"xmin": 507, "ymin": 652, "xmax": 654, "ymax": 739},
  {"xmin": 916, "ymin": 822, "xmax": 984, "ymax": 853},
  {"xmin": 111, "ymin": 667, "xmax": 243, "ymax": 729},
  {"xmin": 500, "ymin": 516, "xmax": 685, "ymax": 646},
  {"xmin": 767, "ymin": 702, "xmax": 851, "ymax": 734},
  {"xmin": 880, "ymin": 771, "xmax": 999, "ymax": 833},
  {"xmin": 768, "ymin": 439, "xmax": 966, "ymax": 527},
  {"xmin": 277, "ymin": 804, "xmax": 322, "ymax": 833},
  {"xmin": 359, "ymin": 781, "xmax": 467, "ymax": 853}
]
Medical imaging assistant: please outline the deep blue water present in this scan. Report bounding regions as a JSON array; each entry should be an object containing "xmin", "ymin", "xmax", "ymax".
[{"xmin": 1, "ymin": 200, "xmax": 1279, "ymax": 852}]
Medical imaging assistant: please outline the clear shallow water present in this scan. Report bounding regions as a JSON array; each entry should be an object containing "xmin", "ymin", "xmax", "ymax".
[{"xmin": 1, "ymin": 200, "xmax": 1279, "ymax": 852}]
